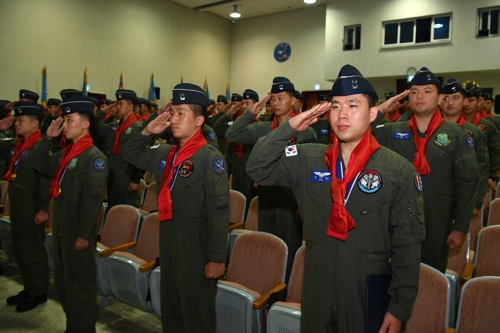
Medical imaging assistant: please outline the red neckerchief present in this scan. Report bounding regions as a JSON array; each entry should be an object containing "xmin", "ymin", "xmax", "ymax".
[
  {"xmin": 3, "ymin": 130, "xmax": 41, "ymax": 181},
  {"xmin": 455, "ymin": 113, "xmax": 467, "ymax": 126},
  {"xmin": 235, "ymin": 116, "xmax": 258, "ymax": 158},
  {"xmin": 272, "ymin": 110, "xmax": 297, "ymax": 144},
  {"xmin": 141, "ymin": 113, "xmax": 151, "ymax": 121},
  {"xmin": 113, "ymin": 113, "xmax": 137, "ymax": 154},
  {"xmin": 479, "ymin": 109, "xmax": 487, "ymax": 118},
  {"xmin": 385, "ymin": 110, "xmax": 400, "ymax": 122},
  {"xmin": 324, "ymin": 128, "xmax": 380, "ymax": 241},
  {"xmin": 486, "ymin": 111, "xmax": 493, "ymax": 117},
  {"xmin": 158, "ymin": 130, "xmax": 207, "ymax": 221},
  {"xmin": 103, "ymin": 112, "xmax": 113, "ymax": 121},
  {"xmin": 471, "ymin": 111, "xmax": 482, "ymax": 126},
  {"xmin": 49, "ymin": 134, "xmax": 93, "ymax": 198},
  {"xmin": 408, "ymin": 108, "xmax": 444, "ymax": 175}
]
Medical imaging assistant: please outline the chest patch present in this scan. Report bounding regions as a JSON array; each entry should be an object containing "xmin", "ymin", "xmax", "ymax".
[
  {"xmin": 478, "ymin": 124, "xmax": 487, "ymax": 133},
  {"xmin": 68, "ymin": 158, "xmax": 78, "ymax": 170},
  {"xmin": 357, "ymin": 170, "xmax": 382, "ymax": 194},
  {"xmin": 319, "ymin": 128, "xmax": 330, "ymax": 135},
  {"xmin": 285, "ymin": 145, "xmax": 298, "ymax": 157},
  {"xmin": 21, "ymin": 150, "xmax": 30, "ymax": 159},
  {"xmin": 310, "ymin": 170, "xmax": 331, "ymax": 183},
  {"xmin": 393, "ymin": 132, "xmax": 411, "ymax": 140},
  {"xmin": 159, "ymin": 159, "xmax": 166, "ymax": 169},
  {"xmin": 125, "ymin": 127, "xmax": 133, "ymax": 135},
  {"xmin": 94, "ymin": 158, "xmax": 106, "ymax": 171},
  {"xmin": 214, "ymin": 158, "xmax": 225, "ymax": 173},
  {"xmin": 178, "ymin": 160, "xmax": 194, "ymax": 177},
  {"xmin": 207, "ymin": 131, "xmax": 216, "ymax": 141},
  {"xmin": 465, "ymin": 135, "xmax": 474, "ymax": 149},
  {"xmin": 415, "ymin": 174, "xmax": 423, "ymax": 192},
  {"xmin": 434, "ymin": 133, "xmax": 451, "ymax": 147}
]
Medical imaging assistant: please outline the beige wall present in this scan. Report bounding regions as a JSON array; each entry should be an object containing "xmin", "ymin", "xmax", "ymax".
[{"xmin": 0, "ymin": 0, "xmax": 231, "ymax": 103}]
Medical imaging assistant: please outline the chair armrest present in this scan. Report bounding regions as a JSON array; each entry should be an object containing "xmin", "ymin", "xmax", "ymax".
[
  {"xmin": 462, "ymin": 262, "xmax": 474, "ymax": 284},
  {"xmin": 445, "ymin": 328, "xmax": 455, "ymax": 333},
  {"xmin": 99, "ymin": 242, "xmax": 136, "ymax": 257},
  {"xmin": 0, "ymin": 213, "xmax": 9, "ymax": 217},
  {"xmin": 228, "ymin": 222, "xmax": 244, "ymax": 231},
  {"xmin": 137, "ymin": 202, "xmax": 144, "ymax": 208},
  {"xmin": 253, "ymin": 284, "xmax": 287, "ymax": 310},
  {"xmin": 45, "ymin": 228, "xmax": 53, "ymax": 234},
  {"xmin": 139, "ymin": 261, "xmax": 155, "ymax": 272}
]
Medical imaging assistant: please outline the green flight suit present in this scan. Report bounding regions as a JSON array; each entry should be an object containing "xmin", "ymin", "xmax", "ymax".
[
  {"xmin": 309, "ymin": 118, "xmax": 331, "ymax": 144},
  {"xmin": 373, "ymin": 117, "xmax": 480, "ymax": 273},
  {"xmin": 206, "ymin": 112, "xmax": 227, "ymax": 153},
  {"xmin": 474, "ymin": 117, "xmax": 500, "ymax": 180},
  {"xmin": 0, "ymin": 137, "xmax": 51, "ymax": 297},
  {"xmin": 226, "ymin": 110, "xmax": 316, "ymax": 281},
  {"xmin": 95, "ymin": 111, "xmax": 143, "ymax": 209},
  {"xmin": 32, "ymin": 136, "xmax": 108, "ymax": 333},
  {"xmin": 123, "ymin": 131, "xmax": 229, "ymax": 333},
  {"xmin": 246, "ymin": 121, "xmax": 425, "ymax": 332},
  {"xmin": 463, "ymin": 122, "xmax": 489, "ymax": 208}
]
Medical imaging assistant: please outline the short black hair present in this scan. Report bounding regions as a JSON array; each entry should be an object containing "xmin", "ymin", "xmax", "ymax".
[
  {"xmin": 77, "ymin": 112, "xmax": 95, "ymax": 130},
  {"xmin": 26, "ymin": 114, "xmax": 42, "ymax": 128},
  {"xmin": 125, "ymin": 99, "xmax": 137, "ymax": 107},
  {"xmin": 187, "ymin": 104, "xmax": 208, "ymax": 125},
  {"xmin": 362, "ymin": 94, "xmax": 378, "ymax": 109}
]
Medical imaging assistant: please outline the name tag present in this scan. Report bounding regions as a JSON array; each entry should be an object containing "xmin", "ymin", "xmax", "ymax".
[
  {"xmin": 228, "ymin": 121, "xmax": 233, "ymax": 125},
  {"xmin": 310, "ymin": 170, "xmax": 331, "ymax": 182},
  {"xmin": 319, "ymin": 128, "xmax": 330, "ymax": 135},
  {"xmin": 393, "ymin": 132, "xmax": 411, "ymax": 140},
  {"xmin": 159, "ymin": 159, "xmax": 166, "ymax": 169},
  {"xmin": 110, "ymin": 126, "xmax": 117, "ymax": 132}
]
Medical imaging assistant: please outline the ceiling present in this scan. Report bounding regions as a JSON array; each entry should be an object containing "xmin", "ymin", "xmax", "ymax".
[{"xmin": 171, "ymin": 0, "xmax": 327, "ymax": 20}]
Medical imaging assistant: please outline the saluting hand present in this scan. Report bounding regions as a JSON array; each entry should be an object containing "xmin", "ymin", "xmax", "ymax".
[
  {"xmin": 142, "ymin": 112, "xmax": 171, "ymax": 136},
  {"xmin": 75, "ymin": 237, "xmax": 89, "ymax": 251},
  {"xmin": 249, "ymin": 95, "xmax": 271, "ymax": 116},
  {"xmin": 103, "ymin": 103, "xmax": 116, "ymax": 114},
  {"xmin": 46, "ymin": 118, "xmax": 64, "ymax": 139},
  {"xmin": 4, "ymin": 100, "xmax": 18, "ymax": 111},
  {"xmin": 34, "ymin": 210, "xmax": 48, "ymax": 225},
  {"xmin": 378, "ymin": 90, "xmax": 409, "ymax": 114},
  {"xmin": 289, "ymin": 102, "xmax": 331, "ymax": 132},
  {"xmin": 205, "ymin": 261, "xmax": 225, "ymax": 279},
  {"xmin": 0, "ymin": 117, "xmax": 14, "ymax": 131},
  {"xmin": 157, "ymin": 101, "xmax": 172, "ymax": 115},
  {"xmin": 226, "ymin": 102, "xmax": 242, "ymax": 117}
]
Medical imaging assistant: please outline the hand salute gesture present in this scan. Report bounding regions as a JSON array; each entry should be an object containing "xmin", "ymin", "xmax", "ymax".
[
  {"xmin": 289, "ymin": 103, "xmax": 331, "ymax": 132},
  {"xmin": 46, "ymin": 118, "xmax": 64, "ymax": 139},
  {"xmin": 143, "ymin": 112, "xmax": 171, "ymax": 136}
]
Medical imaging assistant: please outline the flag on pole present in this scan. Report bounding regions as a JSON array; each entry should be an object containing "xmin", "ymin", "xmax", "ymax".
[
  {"xmin": 41, "ymin": 66, "xmax": 47, "ymax": 108},
  {"xmin": 149, "ymin": 73, "xmax": 157, "ymax": 102},
  {"xmin": 225, "ymin": 79, "xmax": 230, "ymax": 100},
  {"xmin": 180, "ymin": 75, "xmax": 184, "ymax": 84},
  {"xmin": 82, "ymin": 67, "xmax": 88, "ymax": 96},
  {"xmin": 119, "ymin": 71, "xmax": 124, "ymax": 89},
  {"xmin": 203, "ymin": 76, "xmax": 210, "ymax": 99}
]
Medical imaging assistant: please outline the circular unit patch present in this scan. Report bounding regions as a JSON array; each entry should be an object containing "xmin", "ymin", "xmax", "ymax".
[
  {"xmin": 94, "ymin": 159, "xmax": 106, "ymax": 171},
  {"xmin": 208, "ymin": 131, "xmax": 216, "ymax": 141},
  {"xmin": 178, "ymin": 160, "xmax": 194, "ymax": 178},
  {"xmin": 213, "ymin": 158, "xmax": 225, "ymax": 173},
  {"xmin": 434, "ymin": 133, "xmax": 451, "ymax": 147},
  {"xmin": 465, "ymin": 135, "xmax": 474, "ymax": 149},
  {"xmin": 357, "ymin": 170, "xmax": 382, "ymax": 194},
  {"xmin": 68, "ymin": 158, "xmax": 78, "ymax": 170},
  {"xmin": 415, "ymin": 174, "xmax": 423, "ymax": 192}
]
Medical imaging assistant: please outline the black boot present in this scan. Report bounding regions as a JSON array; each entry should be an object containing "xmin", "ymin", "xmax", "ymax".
[
  {"xmin": 6, "ymin": 290, "xmax": 29, "ymax": 305},
  {"xmin": 16, "ymin": 293, "xmax": 47, "ymax": 312}
]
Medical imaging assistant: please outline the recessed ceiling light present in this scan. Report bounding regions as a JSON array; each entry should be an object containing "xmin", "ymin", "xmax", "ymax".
[{"xmin": 304, "ymin": 0, "xmax": 316, "ymax": 4}]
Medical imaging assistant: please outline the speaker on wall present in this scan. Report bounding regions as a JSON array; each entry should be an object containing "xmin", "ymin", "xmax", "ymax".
[{"xmin": 155, "ymin": 87, "xmax": 160, "ymax": 99}]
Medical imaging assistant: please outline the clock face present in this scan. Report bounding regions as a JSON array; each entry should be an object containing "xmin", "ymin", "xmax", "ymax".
[
  {"xmin": 407, "ymin": 67, "xmax": 417, "ymax": 76},
  {"xmin": 274, "ymin": 43, "xmax": 291, "ymax": 62}
]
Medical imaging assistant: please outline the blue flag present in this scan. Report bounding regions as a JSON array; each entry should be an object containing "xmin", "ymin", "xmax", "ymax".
[{"xmin": 149, "ymin": 73, "xmax": 156, "ymax": 102}]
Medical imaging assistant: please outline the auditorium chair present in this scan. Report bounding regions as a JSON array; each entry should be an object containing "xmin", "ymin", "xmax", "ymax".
[
  {"xmin": 149, "ymin": 266, "xmax": 161, "ymax": 317},
  {"xmin": 216, "ymin": 231, "xmax": 288, "ymax": 333},
  {"xmin": 464, "ymin": 225, "xmax": 500, "ymax": 278},
  {"xmin": 137, "ymin": 182, "xmax": 157, "ymax": 215},
  {"xmin": 449, "ymin": 276, "xmax": 500, "ymax": 332},
  {"xmin": 96, "ymin": 205, "xmax": 141, "ymax": 300},
  {"xmin": 106, "ymin": 213, "xmax": 160, "ymax": 311},
  {"xmin": 245, "ymin": 196, "xmax": 259, "ymax": 231},
  {"xmin": 405, "ymin": 263, "xmax": 454, "ymax": 332},
  {"xmin": 446, "ymin": 233, "xmax": 475, "ymax": 300},
  {"xmin": 227, "ymin": 196, "xmax": 259, "ymax": 264},
  {"xmin": 266, "ymin": 246, "xmax": 305, "ymax": 333},
  {"xmin": 486, "ymin": 198, "xmax": 500, "ymax": 226},
  {"xmin": 0, "ymin": 217, "xmax": 14, "ymax": 265}
]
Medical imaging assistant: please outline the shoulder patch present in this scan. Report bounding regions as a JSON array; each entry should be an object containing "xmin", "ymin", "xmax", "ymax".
[
  {"xmin": 414, "ymin": 174, "xmax": 423, "ymax": 192},
  {"xmin": 94, "ymin": 158, "xmax": 106, "ymax": 171},
  {"xmin": 376, "ymin": 124, "xmax": 385, "ymax": 128},
  {"xmin": 393, "ymin": 132, "xmax": 411, "ymax": 140},
  {"xmin": 207, "ymin": 131, "xmax": 216, "ymax": 141},
  {"xmin": 208, "ymin": 146, "xmax": 217, "ymax": 152},
  {"xmin": 21, "ymin": 150, "xmax": 30, "ymax": 159},
  {"xmin": 213, "ymin": 158, "xmax": 225, "ymax": 173},
  {"xmin": 285, "ymin": 145, "xmax": 298, "ymax": 157},
  {"xmin": 159, "ymin": 159, "xmax": 166, "ymax": 169},
  {"xmin": 465, "ymin": 135, "xmax": 474, "ymax": 149},
  {"xmin": 357, "ymin": 170, "xmax": 382, "ymax": 194},
  {"xmin": 1, "ymin": 137, "xmax": 13, "ymax": 141},
  {"xmin": 150, "ymin": 144, "xmax": 160, "ymax": 149},
  {"xmin": 434, "ymin": 133, "xmax": 451, "ymax": 147}
]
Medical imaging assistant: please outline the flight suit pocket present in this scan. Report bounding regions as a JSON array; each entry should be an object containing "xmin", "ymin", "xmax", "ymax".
[
  {"xmin": 408, "ymin": 197, "xmax": 425, "ymax": 242},
  {"xmin": 208, "ymin": 178, "xmax": 229, "ymax": 208},
  {"xmin": 305, "ymin": 186, "xmax": 324, "ymax": 212}
]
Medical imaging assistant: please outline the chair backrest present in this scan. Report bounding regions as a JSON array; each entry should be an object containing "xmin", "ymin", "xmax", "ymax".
[
  {"xmin": 226, "ymin": 231, "xmax": 288, "ymax": 296},
  {"xmin": 447, "ymin": 233, "xmax": 472, "ymax": 277},
  {"xmin": 487, "ymin": 198, "xmax": 500, "ymax": 226},
  {"xmin": 3, "ymin": 195, "xmax": 9, "ymax": 215},
  {"xmin": 142, "ymin": 182, "xmax": 157, "ymax": 212},
  {"xmin": 139, "ymin": 178, "xmax": 146, "ymax": 204},
  {"xmin": 143, "ymin": 171, "xmax": 152, "ymax": 185},
  {"xmin": 286, "ymin": 246, "xmax": 305, "ymax": 303},
  {"xmin": 150, "ymin": 172, "xmax": 156, "ymax": 184},
  {"xmin": 469, "ymin": 213, "xmax": 481, "ymax": 251},
  {"xmin": 100, "ymin": 205, "xmax": 141, "ymax": 248},
  {"xmin": 229, "ymin": 190, "xmax": 246, "ymax": 223},
  {"xmin": 405, "ymin": 263, "xmax": 450, "ymax": 332},
  {"xmin": 455, "ymin": 277, "xmax": 500, "ymax": 332},
  {"xmin": 473, "ymin": 225, "xmax": 500, "ymax": 277},
  {"xmin": 133, "ymin": 213, "xmax": 160, "ymax": 262},
  {"xmin": 0, "ymin": 180, "xmax": 8, "ymax": 205},
  {"xmin": 495, "ymin": 182, "xmax": 500, "ymax": 199},
  {"xmin": 245, "ymin": 196, "xmax": 258, "ymax": 231}
]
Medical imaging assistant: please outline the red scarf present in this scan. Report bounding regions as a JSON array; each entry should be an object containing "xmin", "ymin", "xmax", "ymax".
[
  {"xmin": 112, "ymin": 113, "xmax": 137, "ymax": 154},
  {"xmin": 3, "ymin": 130, "xmax": 41, "ymax": 181},
  {"xmin": 272, "ymin": 110, "xmax": 297, "ymax": 144},
  {"xmin": 141, "ymin": 113, "xmax": 151, "ymax": 121},
  {"xmin": 324, "ymin": 129, "xmax": 380, "ymax": 241},
  {"xmin": 471, "ymin": 111, "xmax": 482, "ymax": 126},
  {"xmin": 385, "ymin": 110, "xmax": 400, "ymax": 122},
  {"xmin": 235, "ymin": 112, "xmax": 258, "ymax": 158},
  {"xmin": 455, "ymin": 113, "xmax": 467, "ymax": 126},
  {"xmin": 479, "ymin": 109, "xmax": 487, "ymax": 118},
  {"xmin": 408, "ymin": 108, "xmax": 444, "ymax": 175},
  {"xmin": 158, "ymin": 130, "xmax": 207, "ymax": 221},
  {"xmin": 103, "ymin": 112, "xmax": 113, "ymax": 121},
  {"xmin": 486, "ymin": 111, "xmax": 494, "ymax": 117},
  {"xmin": 49, "ymin": 134, "xmax": 93, "ymax": 198}
]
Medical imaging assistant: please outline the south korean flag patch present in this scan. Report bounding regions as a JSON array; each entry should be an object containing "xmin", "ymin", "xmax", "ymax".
[{"xmin": 285, "ymin": 145, "xmax": 298, "ymax": 157}]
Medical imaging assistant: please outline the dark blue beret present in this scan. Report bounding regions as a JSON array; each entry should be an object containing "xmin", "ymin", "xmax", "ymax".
[
  {"xmin": 60, "ymin": 96, "xmax": 95, "ymax": 115},
  {"xmin": 330, "ymin": 64, "xmax": 377, "ymax": 99},
  {"xmin": 318, "ymin": 94, "xmax": 330, "ymax": 102},
  {"xmin": 243, "ymin": 89, "xmax": 259, "ymax": 101},
  {"xmin": 89, "ymin": 97, "xmax": 99, "ymax": 107},
  {"xmin": 0, "ymin": 100, "xmax": 10, "ymax": 108},
  {"xmin": 13, "ymin": 102, "xmax": 44, "ymax": 116},
  {"xmin": 115, "ymin": 89, "xmax": 136, "ymax": 101},
  {"xmin": 101, "ymin": 99, "xmax": 114, "ymax": 105},
  {"xmin": 19, "ymin": 90, "xmax": 39, "ymax": 103},
  {"xmin": 409, "ymin": 67, "xmax": 441, "ymax": 86},
  {"xmin": 231, "ymin": 93, "xmax": 243, "ymax": 102},
  {"xmin": 60, "ymin": 89, "xmax": 83, "ymax": 100},
  {"xmin": 294, "ymin": 90, "xmax": 303, "ymax": 100},
  {"xmin": 485, "ymin": 93, "xmax": 493, "ymax": 101},
  {"xmin": 137, "ymin": 98, "xmax": 151, "ymax": 107},
  {"xmin": 477, "ymin": 88, "xmax": 485, "ymax": 97},
  {"xmin": 385, "ymin": 91, "xmax": 397, "ymax": 99},
  {"xmin": 172, "ymin": 83, "xmax": 208, "ymax": 106},
  {"xmin": 207, "ymin": 99, "xmax": 216, "ymax": 105},
  {"xmin": 271, "ymin": 77, "xmax": 295, "ymax": 93},
  {"xmin": 217, "ymin": 95, "xmax": 228, "ymax": 103},
  {"xmin": 442, "ymin": 78, "xmax": 465, "ymax": 95},
  {"xmin": 47, "ymin": 98, "xmax": 61, "ymax": 106},
  {"xmin": 465, "ymin": 83, "xmax": 479, "ymax": 98}
]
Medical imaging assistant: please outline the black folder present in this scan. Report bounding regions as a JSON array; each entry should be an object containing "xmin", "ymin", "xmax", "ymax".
[{"xmin": 364, "ymin": 274, "xmax": 392, "ymax": 333}]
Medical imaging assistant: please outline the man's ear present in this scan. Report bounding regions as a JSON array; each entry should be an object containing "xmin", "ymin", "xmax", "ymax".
[
  {"xmin": 82, "ymin": 119, "xmax": 90, "ymax": 130},
  {"xmin": 195, "ymin": 116, "xmax": 205, "ymax": 127},
  {"xmin": 369, "ymin": 106, "xmax": 378, "ymax": 123}
]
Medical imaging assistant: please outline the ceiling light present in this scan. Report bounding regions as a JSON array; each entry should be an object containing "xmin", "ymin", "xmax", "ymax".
[
  {"xmin": 230, "ymin": 5, "xmax": 241, "ymax": 18},
  {"xmin": 304, "ymin": 0, "xmax": 316, "ymax": 4},
  {"xmin": 434, "ymin": 23, "xmax": 444, "ymax": 28}
]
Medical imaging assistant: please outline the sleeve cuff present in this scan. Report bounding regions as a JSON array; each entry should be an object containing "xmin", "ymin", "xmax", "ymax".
[
  {"xmin": 387, "ymin": 299, "xmax": 412, "ymax": 322},
  {"xmin": 207, "ymin": 252, "xmax": 226, "ymax": 263}
]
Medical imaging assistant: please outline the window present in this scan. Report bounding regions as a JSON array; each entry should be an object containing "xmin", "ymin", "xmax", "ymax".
[
  {"xmin": 382, "ymin": 14, "xmax": 451, "ymax": 47},
  {"xmin": 344, "ymin": 25, "xmax": 361, "ymax": 51},
  {"xmin": 478, "ymin": 7, "xmax": 499, "ymax": 37}
]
